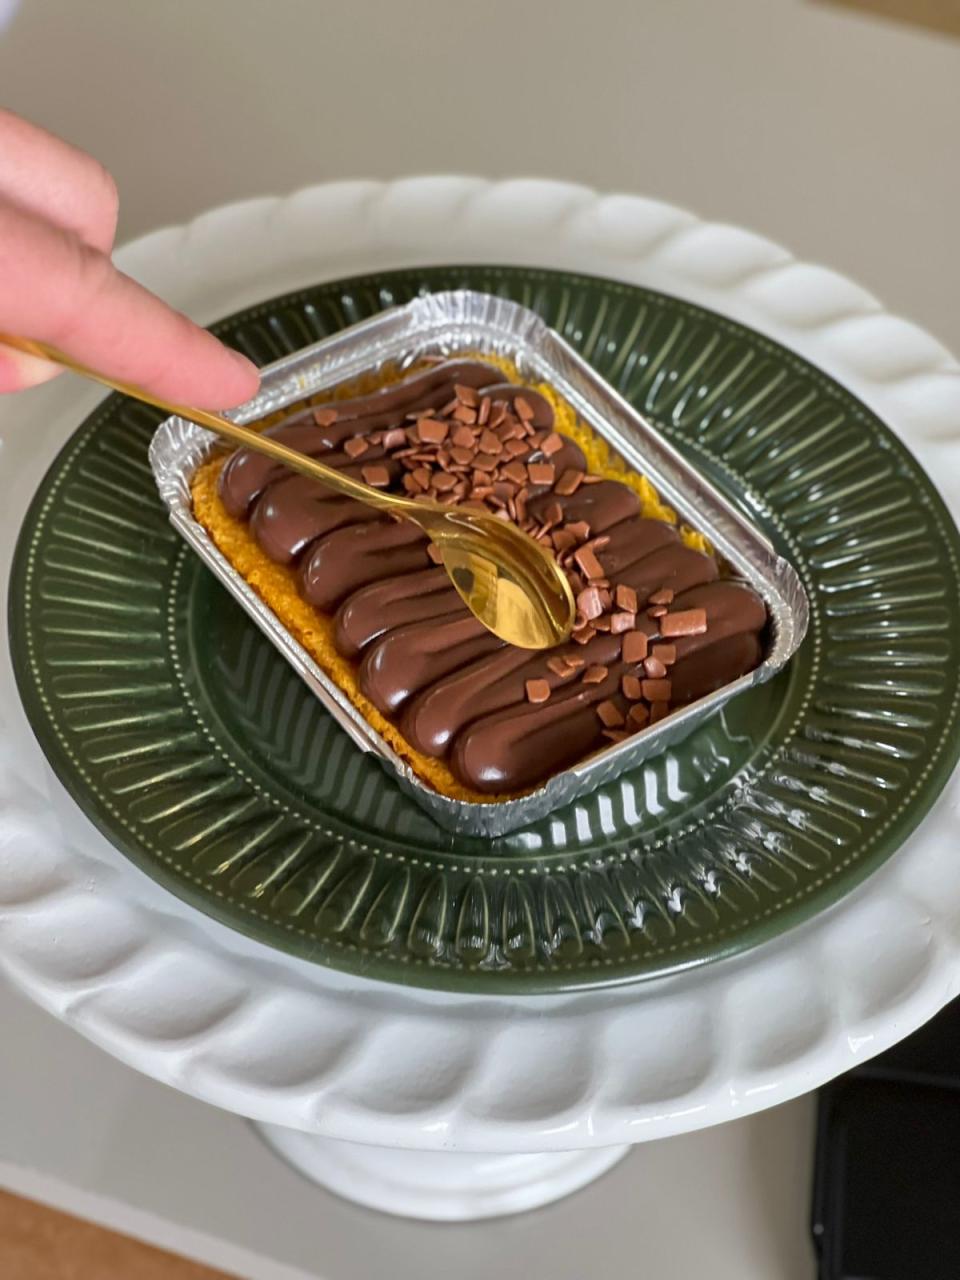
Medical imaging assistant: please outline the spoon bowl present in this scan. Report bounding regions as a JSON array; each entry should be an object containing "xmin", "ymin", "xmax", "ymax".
[{"xmin": 429, "ymin": 507, "xmax": 575, "ymax": 651}]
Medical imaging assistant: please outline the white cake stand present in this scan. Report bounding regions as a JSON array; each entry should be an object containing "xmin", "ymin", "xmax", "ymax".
[{"xmin": 2, "ymin": 180, "xmax": 959, "ymax": 1221}]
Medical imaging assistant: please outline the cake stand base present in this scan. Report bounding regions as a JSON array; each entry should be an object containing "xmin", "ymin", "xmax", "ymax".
[{"xmin": 253, "ymin": 1124, "xmax": 630, "ymax": 1221}]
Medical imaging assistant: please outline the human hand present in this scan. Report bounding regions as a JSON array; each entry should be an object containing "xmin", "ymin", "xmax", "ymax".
[{"xmin": 0, "ymin": 109, "xmax": 260, "ymax": 408}]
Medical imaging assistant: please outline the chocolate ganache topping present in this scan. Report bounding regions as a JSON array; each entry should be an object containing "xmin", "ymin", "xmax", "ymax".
[{"xmin": 216, "ymin": 359, "xmax": 768, "ymax": 793}]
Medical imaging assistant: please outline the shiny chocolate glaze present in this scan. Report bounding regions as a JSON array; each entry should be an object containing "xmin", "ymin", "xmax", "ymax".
[{"xmin": 215, "ymin": 360, "xmax": 768, "ymax": 793}]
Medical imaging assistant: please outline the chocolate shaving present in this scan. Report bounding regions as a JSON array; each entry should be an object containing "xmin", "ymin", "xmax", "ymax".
[
  {"xmin": 554, "ymin": 469, "xmax": 584, "ymax": 496},
  {"xmin": 502, "ymin": 460, "xmax": 528, "ymax": 486},
  {"xmin": 576, "ymin": 586, "xmax": 604, "ymax": 621},
  {"xmin": 660, "ymin": 608, "xmax": 708, "ymax": 638},
  {"xmin": 361, "ymin": 464, "xmax": 390, "ymax": 487},
  {"xmin": 574, "ymin": 545, "xmax": 604, "ymax": 580},
  {"xmin": 527, "ymin": 462, "xmax": 556, "ymax": 487},
  {"xmin": 515, "ymin": 396, "xmax": 536, "ymax": 422},
  {"xmin": 615, "ymin": 584, "xmax": 638, "ymax": 613},
  {"xmin": 479, "ymin": 429, "xmax": 503, "ymax": 455},
  {"xmin": 418, "ymin": 419, "xmax": 450, "ymax": 444},
  {"xmin": 621, "ymin": 631, "xmax": 649, "ymax": 664},
  {"xmin": 621, "ymin": 674, "xmax": 644, "ymax": 700},
  {"xmin": 597, "ymin": 700, "xmax": 625, "ymax": 728},
  {"xmin": 651, "ymin": 643, "xmax": 677, "ymax": 666},
  {"xmin": 525, "ymin": 678, "xmax": 551, "ymax": 704},
  {"xmin": 628, "ymin": 703, "xmax": 650, "ymax": 728}
]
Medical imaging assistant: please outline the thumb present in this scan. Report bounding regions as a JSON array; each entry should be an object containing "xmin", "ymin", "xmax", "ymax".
[{"xmin": 0, "ymin": 201, "xmax": 260, "ymax": 409}]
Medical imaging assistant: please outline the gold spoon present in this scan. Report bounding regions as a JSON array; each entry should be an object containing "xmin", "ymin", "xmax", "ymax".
[{"xmin": 0, "ymin": 334, "xmax": 575, "ymax": 650}]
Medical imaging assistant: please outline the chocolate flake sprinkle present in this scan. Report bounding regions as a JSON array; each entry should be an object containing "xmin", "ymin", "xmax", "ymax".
[
  {"xmin": 576, "ymin": 587, "xmax": 604, "ymax": 621},
  {"xmin": 361, "ymin": 464, "xmax": 390, "ymax": 487},
  {"xmin": 621, "ymin": 631, "xmax": 649, "ymax": 664},
  {"xmin": 597, "ymin": 700, "xmax": 625, "ymax": 728},
  {"xmin": 525, "ymin": 678, "xmax": 551, "ymax": 704},
  {"xmin": 455, "ymin": 383, "xmax": 479, "ymax": 407},
  {"xmin": 615, "ymin": 584, "xmax": 638, "ymax": 613},
  {"xmin": 574, "ymin": 544, "xmax": 604, "ymax": 580},
  {"xmin": 660, "ymin": 608, "xmax": 708, "ymax": 638},
  {"xmin": 602, "ymin": 728, "xmax": 630, "ymax": 744},
  {"xmin": 527, "ymin": 462, "xmax": 556, "ymax": 487},
  {"xmin": 418, "ymin": 419, "xmax": 449, "ymax": 444},
  {"xmin": 554, "ymin": 468, "xmax": 584, "ymax": 496},
  {"xmin": 621, "ymin": 674, "xmax": 644, "ymax": 700},
  {"xmin": 641, "ymin": 678, "xmax": 673, "ymax": 702}
]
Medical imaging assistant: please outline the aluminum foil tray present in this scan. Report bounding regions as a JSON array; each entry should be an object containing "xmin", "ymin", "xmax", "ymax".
[{"xmin": 150, "ymin": 291, "xmax": 808, "ymax": 836}]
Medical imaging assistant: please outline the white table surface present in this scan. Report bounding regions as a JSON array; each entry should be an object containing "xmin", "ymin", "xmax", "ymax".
[{"xmin": 0, "ymin": 0, "xmax": 956, "ymax": 1275}]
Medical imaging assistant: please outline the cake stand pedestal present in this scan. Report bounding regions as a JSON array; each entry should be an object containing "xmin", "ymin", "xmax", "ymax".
[
  {"xmin": 1, "ymin": 180, "xmax": 959, "ymax": 1224},
  {"xmin": 256, "ymin": 1127, "xmax": 629, "ymax": 1221}
]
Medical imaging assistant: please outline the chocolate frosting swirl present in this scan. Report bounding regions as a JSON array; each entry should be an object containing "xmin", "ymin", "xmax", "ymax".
[{"xmin": 215, "ymin": 359, "xmax": 768, "ymax": 793}]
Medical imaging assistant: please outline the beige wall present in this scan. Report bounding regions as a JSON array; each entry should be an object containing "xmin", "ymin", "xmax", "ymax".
[{"xmin": 1, "ymin": 0, "xmax": 957, "ymax": 349}]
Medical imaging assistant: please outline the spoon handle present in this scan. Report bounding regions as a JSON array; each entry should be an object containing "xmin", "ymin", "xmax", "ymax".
[{"xmin": 0, "ymin": 333, "xmax": 422, "ymax": 520}]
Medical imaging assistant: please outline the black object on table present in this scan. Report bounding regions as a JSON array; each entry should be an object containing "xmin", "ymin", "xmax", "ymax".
[{"xmin": 812, "ymin": 995, "xmax": 960, "ymax": 1279}]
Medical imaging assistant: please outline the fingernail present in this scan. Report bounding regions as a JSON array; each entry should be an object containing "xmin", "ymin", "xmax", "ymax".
[{"xmin": 0, "ymin": 347, "xmax": 60, "ymax": 393}]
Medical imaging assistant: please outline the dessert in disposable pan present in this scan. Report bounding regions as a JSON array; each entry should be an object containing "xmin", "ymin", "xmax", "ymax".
[{"xmin": 191, "ymin": 351, "xmax": 769, "ymax": 801}]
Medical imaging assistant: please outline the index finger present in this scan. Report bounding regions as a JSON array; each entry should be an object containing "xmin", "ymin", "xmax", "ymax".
[{"xmin": 0, "ymin": 202, "xmax": 259, "ymax": 408}]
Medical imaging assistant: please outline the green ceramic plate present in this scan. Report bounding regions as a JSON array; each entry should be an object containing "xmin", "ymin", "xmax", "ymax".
[{"xmin": 9, "ymin": 266, "xmax": 960, "ymax": 992}]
